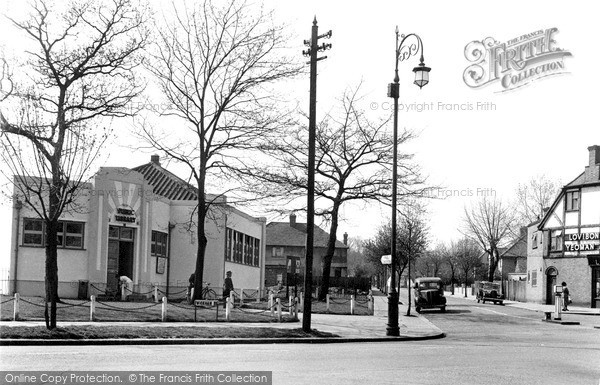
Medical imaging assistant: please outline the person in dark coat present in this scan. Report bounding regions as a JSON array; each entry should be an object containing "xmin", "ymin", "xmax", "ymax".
[
  {"xmin": 223, "ymin": 271, "xmax": 234, "ymax": 300},
  {"xmin": 562, "ymin": 281, "xmax": 570, "ymax": 311}
]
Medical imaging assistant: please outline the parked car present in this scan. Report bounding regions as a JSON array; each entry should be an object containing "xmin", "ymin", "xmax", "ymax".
[
  {"xmin": 476, "ymin": 281, "xmax": 504, "ymax": 305},
  {"xmin": 413, "ymin": 277, "xmax": 446, "ymax": 313}
]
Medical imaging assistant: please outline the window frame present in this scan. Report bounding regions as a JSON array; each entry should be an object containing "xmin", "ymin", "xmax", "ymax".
[
  {"xmin": 565, "ymin": 190, "xmax": 580, "ymax": 212},
  {"xmin": 550, "ymin": 230, "xmax": 563, "ymax": 252},
  {"xmin": 225, "ymin": 227, "xmax": 260, "ymax": 267},
  {"xmin": 22, "ymin": 218, "xmax": 85, "ymax": 249}
]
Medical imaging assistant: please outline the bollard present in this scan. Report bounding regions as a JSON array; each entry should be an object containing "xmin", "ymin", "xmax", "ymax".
[
  {"xmin": 350, "ymin": 295, "xmax": 355, "ymax": 315},
  {"xmin": 90, "ymin": 295, "xmax": 96, "ymax": 321},
  {"xmin": 121, "ymin": 283, "xmax": 126, "ymax": 301},
  {"xmin": 225, "ymin": 298, "xmax": 231, "ymax": 321},
  {"xmin": 269, "ymin": 294, "xmax": 274, "ymax": 317},
  {"xmin": 368, "ymin": 295, "xmax": 374, "ymax": 315},
  {"xmin": 288, "ymin": 296, "xmax": 293, "ymax": 314},
  {"xmin": 240, "ymin": 289, "xmax": 244, "ymax": 304},
  {"xmin": 326, "ymin": 294, "xmax": 330, "ymax": 312},
  {"xmin": 256, "ymin": 287, "xmax": 260, "ymax": 303},
  {"xmin": 154, "ymin": 286, "xmax": 159, "ymax": 303},
  {"xmin": 276, "ymin": 298, "xmax": 282, "ymax": 322},
  {"xmin": 161, "ymin": 296, "xmax": 167, "ymax": 322},
  {"xmin": 342, "ymin": 289, "xmax": 345, "ymax": 296},
  {"xmin": 315, "ymin": 287, "xmax": 319, "ymax": 300},
  {"xmin": 14, "ymin": 293, "xmax": 20, "ymax": 321},
  {"xmin": 230, "ymin": 291, "xmax": 235, "ymax": 309}
]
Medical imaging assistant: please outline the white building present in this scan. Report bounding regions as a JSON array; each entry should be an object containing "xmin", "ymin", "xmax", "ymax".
[{"xmin": 9, "ymin": 155, "xmax": 266, "ymax": 299}]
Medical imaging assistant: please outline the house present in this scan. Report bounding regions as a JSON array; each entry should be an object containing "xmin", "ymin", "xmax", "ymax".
[
  {"xmin": 537, "ymin": 145, "xmax": 600, "ymax": 308},
  {"xmin": 265, "ymin": 213, "xmax": 348, "ymax": 288},
  {"xmin": 499, "ymin": 227, "xmax": 528, "ymax": 281},
  {"xmin": 9, "ymin": 155, "xmax": 266, "ymax": 299}
]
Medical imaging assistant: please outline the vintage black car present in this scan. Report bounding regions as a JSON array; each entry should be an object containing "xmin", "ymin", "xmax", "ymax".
[
  {"xmin": 476, "ymin": 281, "xmax": 504, "ymax": 305},
  {"xmin": 413, "ymin": 277, "xmax": 446, "ymax": 313}
]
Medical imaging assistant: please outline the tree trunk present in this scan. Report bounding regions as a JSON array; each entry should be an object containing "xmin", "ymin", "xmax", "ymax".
[
  {"xmin": 319, "ymin": 205, "xmax": 339, "ymax": 301},
  {"xmin": 44, "ymin": 218, "xmax": 59, "ymax": 329},
  {"xmin": 487, "ymin": 249, "xmax": 498, "ymax": 282},
  {"xmin": 192, "ymin": 195, "xmax": 208, "ymax": 302}
]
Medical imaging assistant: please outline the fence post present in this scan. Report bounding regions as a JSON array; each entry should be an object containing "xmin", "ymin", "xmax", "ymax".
[
  {"xmin": 326, "ymin": 294, "xmax": 330, "ymax": 312},
  {"xmin": 294, "ymin": 297, "xmax": 299, "ymax": 320},
  {"xmin": 350, "ymin": 295, "xmax": 355, "ymax": 315},
  {"xmin": 288, "ymin": 296, "xmax": 293, "ymax": 314},
  {"xmin": 368, "ymin": 295, "xmax": 374, "ymax": 315},
  {"xmin": 240, "ymin": 289, "xmax": 244, "ymax": 304},
  {"xmin": 161, "ymin": 296, "xmax": 167, "ymax": 322},
  {"xmin": 121, "ymin": 283, "xmax": 127, "ymax": 301},
  {"xmin": 315, "ymin": 287, "xmax": 319, "ymax": 300},
  {"xmin": 90, "ymin": 295, "xmax": 96, "ymax": 321},
  {"xmin": 342, "ymin": 288, "xmax": 345, "ymax": 296},
  {"xmin": 13, "ymin": 293, "xmax": 19, "ymax": 321},
  {"xmin": 225, "ymin": 298, "xmax": 231, "ymax": 321},
  {"xmin": 269, "ymin": 294, "xmax": 274, "ymax": 317},
  {"xmin": 276, "ymin": 298, "xmax": 282, "ymax": 322},
  {"xmin": 256, "ymin": 287, "xmax": 260, "ymax": 303},
  {"xmin": 230, "ymin": 291, "xmax": 235, "ymax": 308},
  {"xmin": 299, "ymin": 292, "xmax": 303, "ymax": 312},
  {"xmin": 154, "ymin": 286, "xmax": 159, "ymax": 303}
]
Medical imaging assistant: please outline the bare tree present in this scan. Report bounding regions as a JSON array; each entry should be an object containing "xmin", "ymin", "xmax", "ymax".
[
  {"xmin": 243, "ymin": 84, "xmax": 429, "ymax": 300},
  {"xmin": 515, "ymin": 175, "xmax": 561, "ymax": 225},
  {"xmin": 453, "ymin": 237, "xmax": 482, "ymax": 297},
  {"xmin": 463, "ymin": 196, "xmax": 515, "ymax": 282},
  {"xmin": 443, "ymin": 241, "xmax": 459, "ymax": 295},
  {"xmin": 417, "ymin": 243, "xmax": 446, "ymax": 278},
  {"xmin": 0, "ymin": 0, "xmax": 148, "ymax": 329},
  {"xmin": 138, "ymin": 0, "xmax": 300, "ymax": 300}
]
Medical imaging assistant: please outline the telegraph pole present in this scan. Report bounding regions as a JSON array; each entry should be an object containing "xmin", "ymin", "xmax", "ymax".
[{"xmin": 302, "ymin": 17, "xmax": 331, "ymax": 332}]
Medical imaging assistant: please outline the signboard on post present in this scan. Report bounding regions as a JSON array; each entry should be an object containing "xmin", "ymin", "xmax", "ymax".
[{"xmin": 381, "ymin": 254, "xmax": 392, "ymax": 265}]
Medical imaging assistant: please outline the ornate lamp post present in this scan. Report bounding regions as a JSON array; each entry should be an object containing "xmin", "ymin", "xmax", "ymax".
[{"xmin": 386, "ymin": 28, "xmax": 430, "ymax": 336}]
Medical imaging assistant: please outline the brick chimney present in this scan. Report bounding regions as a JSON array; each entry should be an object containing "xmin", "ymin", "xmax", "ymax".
[
  {"xmin": 150, "ymin": 154, "xmax": 160, "ymax": 166},
  {"xmin": 584, "ymin": 145, "xmax": 600, "ymax": 182},
  {"xmin": 343, "ymin": 232, "xmax": 348, "ymax": 245},
  {"xmin": 289, "ymin": 212, "xmax": 296, "ymax": 226}
]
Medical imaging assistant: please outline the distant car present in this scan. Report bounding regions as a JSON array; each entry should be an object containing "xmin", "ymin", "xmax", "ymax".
[
  {"xmin": 476, "ymin": 281, "xmax": 504, "ymax": 305},
  {"xmin": 413, "ymin": 277, "xmax": 446, "ymax": 313}
]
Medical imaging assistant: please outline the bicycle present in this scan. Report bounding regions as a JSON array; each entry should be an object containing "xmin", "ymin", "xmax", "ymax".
[{"xmin": 187, "ymin": 282, "xmax": 218, "ymax": 303}]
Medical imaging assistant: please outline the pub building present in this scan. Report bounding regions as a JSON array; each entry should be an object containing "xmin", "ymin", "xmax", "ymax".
[
  {"xmin": 534, "ymin": 145, "xmax": 600, "ymax": 308},
  {"xmin": 8, "ymin": 155, "xmax": 266, "ymax": 299}
]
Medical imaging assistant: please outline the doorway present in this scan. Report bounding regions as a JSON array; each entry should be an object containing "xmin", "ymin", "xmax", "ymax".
[
  {"xmin": 546, "ymin": 267, "xmax": 558, "ymax": 305},
  {"xmin": 592, "ymin": 267, "xmax": 600, "ymax": 308},
  {"xmin": 106, "ymin": 226, "xmax": 135, "ymax": 294}
]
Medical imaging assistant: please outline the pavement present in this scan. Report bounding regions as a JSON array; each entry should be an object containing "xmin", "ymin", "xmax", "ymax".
[{"xmin": 0, "ymin": 289, "xmax": 445, "ymax": 345}]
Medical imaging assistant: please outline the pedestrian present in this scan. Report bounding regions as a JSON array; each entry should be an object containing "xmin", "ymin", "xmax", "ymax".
[
  {"xmin": 562, "ymin": 281, "xmax": 570, "ymax": 311},
  {"xmin": 223, "ymin": 271, "xmax": 234, "ymax": 300}
]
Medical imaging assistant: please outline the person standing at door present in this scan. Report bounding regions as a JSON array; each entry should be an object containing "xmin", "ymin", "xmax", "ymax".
[{"xmin": 562, "ymin": 281, "xmax": 570, "ymax": 311}]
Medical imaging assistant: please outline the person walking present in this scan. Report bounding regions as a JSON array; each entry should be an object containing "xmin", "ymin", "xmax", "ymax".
[{"xmin": 562, "ymin": 281, "xmax": 570, "ymax": 311}]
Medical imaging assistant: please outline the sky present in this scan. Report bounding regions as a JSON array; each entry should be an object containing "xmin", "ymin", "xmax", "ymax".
[{"xmin": 0, "ymin": 0, "xmax": 598, "ymax": 271}]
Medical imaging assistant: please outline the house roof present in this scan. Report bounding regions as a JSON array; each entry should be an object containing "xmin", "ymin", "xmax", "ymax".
[
  {"xmin": 500, "ymin": 234, "xmax": 527, "ymax": 259},
  {"xmin": 266, "ymin": 221, "xmax": 348, "ymax": 249},
  {"xmin": 132, "ymin": 162, "xmax": 198, "ymax": 201}
]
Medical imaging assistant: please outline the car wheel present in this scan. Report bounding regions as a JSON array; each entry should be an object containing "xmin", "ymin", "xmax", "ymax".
[
  {"xmin": 441, "ymin": 306, "xmax": 446, "ymax": 312},
  {"xmin": 477, "ymin": 299, "xmax": 480, "ymax": 303},
  {"xmin": 482, "ymin": 300, "xmax": 485, "ymax": 304},
  {"xmin": 416, "ymin": 306, "xmax": 421, "ymax": 313}
]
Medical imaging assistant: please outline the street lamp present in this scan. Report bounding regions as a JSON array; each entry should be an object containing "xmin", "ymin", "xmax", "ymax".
[{"xmin": 386, "ymin": 27, "xmax": 430, "ymax": 337}]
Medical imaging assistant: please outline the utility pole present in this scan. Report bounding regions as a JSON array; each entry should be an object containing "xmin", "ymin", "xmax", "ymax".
[{"xmin": 302, "ymin": 17, "xmax": 331, "ymax": 333}]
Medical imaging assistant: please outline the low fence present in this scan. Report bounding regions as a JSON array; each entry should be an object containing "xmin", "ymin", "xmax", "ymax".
[{"xmin": 504, "ymin": 280, "xmax": 527, "ymax": 302}]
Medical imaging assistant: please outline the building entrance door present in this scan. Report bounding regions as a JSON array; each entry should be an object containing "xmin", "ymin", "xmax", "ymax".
[
  {"xmin": 546, "ymin": 267, "xmax": 558, "ymax": 305},
  {"xmin": 106, "ymin": 226, "xmax": 135, "ymax": 294},
  {"xmin": 592, "ymin": 267, "xmax": 600, "ymax": 308}
]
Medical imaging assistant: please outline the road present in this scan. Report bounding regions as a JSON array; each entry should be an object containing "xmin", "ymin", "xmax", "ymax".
[{"xmin": 1, "ymin": 295, "xmax": 599, "ymax": 385}]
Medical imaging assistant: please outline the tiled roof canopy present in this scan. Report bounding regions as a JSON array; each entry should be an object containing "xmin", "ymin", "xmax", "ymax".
[{"xmin": 133, "ymin": 161, "xmax": 198, "ymax": 201}]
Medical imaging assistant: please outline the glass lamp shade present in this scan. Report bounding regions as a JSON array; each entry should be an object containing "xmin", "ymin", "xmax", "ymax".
[{"xmin": 413, "ymin": 65, "xmax": 431, "ymax": 89}]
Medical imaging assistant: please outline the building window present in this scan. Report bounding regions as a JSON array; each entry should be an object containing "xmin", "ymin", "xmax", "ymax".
[
  {"xmin": 550, "ymin": 230, "xmax": 563, "ymax": 252},
  {"xmin": 531, "ymin": 270, "xmax": 537, "ymax": 287},
  {"xmin": 532, "ymin": 232, "xmax": 538, "ymax": 249},
  {"xmin": 272, "ymin": 247, "xmax": 284, "ymax": 257},
  {"xmin": 22, "ymin": 218, "xmax": 84, "ymax": 249},
  {"xmin": 225, "ymin": 228, "xmax": 259, "ymax": 267},
  {"xmin": 566, "ymin": 190, "xmax": 580, "ymax": 211},
  {"xmin": 151, "ymin": 231, "xmax": 168, "ymax": 258}
]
